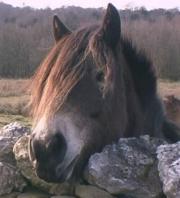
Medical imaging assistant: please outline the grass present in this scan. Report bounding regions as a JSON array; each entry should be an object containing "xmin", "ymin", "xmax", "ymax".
[
  {"xmin": 0, "ymin": 113, "xmax": 31, "ymax": 128},
  {"xmin": 0, "ymin": 79, "xmax": 31, "ymax": 127},
  {"xmin": 0, "ymin": 78, "xmax": 179, "ymax": 128},
  {"xmin": 158, "ymin": 80, "xmax": 180, "ymax": 99},
  {"xmin": 0, "ymin": 95, "xmax": 29, "ymax": 114},
  {"xmin": 0, "ymin": 79, "xmax": 30, "ymax": 115},
  {"xmin": 0, "ymin": 79, "xmax": 29, "ymax": 97}
]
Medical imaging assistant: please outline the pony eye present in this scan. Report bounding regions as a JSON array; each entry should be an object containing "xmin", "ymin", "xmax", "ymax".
[{"xmin": 96, "ymin": 71, "xmax": 104, "ymax": 82}]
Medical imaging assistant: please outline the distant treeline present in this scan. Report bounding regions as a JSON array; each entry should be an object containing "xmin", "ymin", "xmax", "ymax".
[{"xmin": 0, "ymin": 2, "xmax": 180, "ymax": 80}]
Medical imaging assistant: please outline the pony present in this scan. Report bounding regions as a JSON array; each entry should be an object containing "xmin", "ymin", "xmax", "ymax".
[{"xmin": 29, "ymin": 3, "xmax": 180, "ymax": 183}]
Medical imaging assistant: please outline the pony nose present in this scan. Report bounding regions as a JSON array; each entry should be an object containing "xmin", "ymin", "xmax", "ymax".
[
  {"xmin": 29, "ymin": 133, "xmax": 67, "ymax": 165},
  {"xmin": 46, "ymin": 133, "xmax": 67, "ymax": 162}
]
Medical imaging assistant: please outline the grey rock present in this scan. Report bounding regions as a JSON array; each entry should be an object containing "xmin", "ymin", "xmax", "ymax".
[
  {"xmin": 51, "ymin": 196, "xmax": 76, "ymax": 198},
  {"xmin": 0, "ymin": 192, "xmax": 20, "ymax": 198},
  {"xmin": 0, "ymin": 122, "xmax": 30, "ymax": 138},
  {"xmin": 13, "ymin": 135, "xmax": 74, "ymax": 196},
  {"xmin": 49, "ymin": 184, "xmax": 74, "ymax": 196},
  {"xmin": 75, "ymin": 185, "xmax": 115, "ymax": 198},
  {"xmin": 17, "ymin": 192, "xmax": 49, "ymax": 198},
  {"xmin": 0, "ymin": 122, "xmax": 30, "ymax": 164},
  {"xmin": 0, "ymin": 136, "xmax": 16, "ymax": 164},
  {"xmin": 84, "ymin": 135, "xmax": 166, "ymax": 198},
  {"xmin": 157, "ymin": 142, "xmax": 180, "ymax": 198},
  {"xmin": 0, "ymin": 123, "xmax": 28, "ymax": 196},
  {"xmin": 0, "ymin": 162, "xmax": 27, "ymax": 196}
]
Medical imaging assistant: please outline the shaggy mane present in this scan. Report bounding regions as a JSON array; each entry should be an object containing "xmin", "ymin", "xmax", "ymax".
[
  {"xmin": 30, "ymin": 24, "xmax": 156, "ymax": 122},
  {"xmin": 30, "ymin": 26, "xmax": 95, "ymax": 122},
  {"xmin": 122, "ymin": 38, "xmax": 157, "ymax": 108}
]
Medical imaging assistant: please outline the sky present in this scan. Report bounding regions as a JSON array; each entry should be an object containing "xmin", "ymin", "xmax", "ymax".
[{"xmin": 1, "ymin": 0, "xmax": 180, "ymax": 10}]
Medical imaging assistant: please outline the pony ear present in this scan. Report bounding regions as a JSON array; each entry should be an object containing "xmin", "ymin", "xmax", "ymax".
[
  {"xmin": 99, "ymin": 3, "xmax": 121, "ymax": 48},
  {"xmin": 53, "ymin": 15, "xmax": 71, "ymax": 42}
]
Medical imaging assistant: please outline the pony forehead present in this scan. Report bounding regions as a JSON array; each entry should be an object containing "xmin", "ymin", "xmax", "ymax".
[{"xmin": 30, "ymin": 25, "xmax": 101, "ymax": 122}]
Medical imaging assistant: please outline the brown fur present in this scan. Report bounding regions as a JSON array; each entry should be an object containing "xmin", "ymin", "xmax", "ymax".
[{"xmin": 31, "ymin": 28, "xmax": 94, "ymax": 122}]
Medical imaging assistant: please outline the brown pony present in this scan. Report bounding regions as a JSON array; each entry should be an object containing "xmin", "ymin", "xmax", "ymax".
[{"xmin": 29, "ymin": 4, "xmax": 180, "ymax": 183}]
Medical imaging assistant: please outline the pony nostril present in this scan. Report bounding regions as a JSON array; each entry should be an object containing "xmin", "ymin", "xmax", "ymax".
[
  {"xmin": 29, "ymin": 132, "xmax": 67, "ymax": 169},
  {"xmin": 32, "ymin": 139, "xmax": 46, "ymax": 161},
  {"xmin": 47, "ymin": 133, "xmax": 67, "ymax": 163}
]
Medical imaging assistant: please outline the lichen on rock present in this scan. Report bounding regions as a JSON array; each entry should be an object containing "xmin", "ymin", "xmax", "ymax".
[
  {"xmin": 84, "ymin": 135, "xmax": 166, "ymax": 198},
  {"xmin": 157, "ymin": 142, "xmax": 180, "ymax": 198}
]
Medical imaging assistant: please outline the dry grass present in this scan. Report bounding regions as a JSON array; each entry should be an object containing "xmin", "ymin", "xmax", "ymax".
[
  {"xmin": 0, "ymin": 79, "xmax": 30, "ymax": 115},
  {"xmin": 158, "ymin": 80, "xmax": 180, "ymax": 99},
  {"xmin": 0, "ymin": 95, "xmax": 29, "ymax": 115},
  {"xmin": 0, "ymin": 79, "xmax": 31, "ymax": 127},
  {"xmin": 0, "ymin": 79, "xmax": 30, "ymax": 97},
  {"xmin": 0, "ymin": 79, "xmax": 179, "ymax": 128},
  {"xmin": 0, "ymin": 113, "xmax": 31, "ymax": 128}
]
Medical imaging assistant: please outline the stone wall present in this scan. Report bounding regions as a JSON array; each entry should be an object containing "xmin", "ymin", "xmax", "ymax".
[{"xmin": 0, "ymin": 122, "xmax": 180, "ymax": 198}]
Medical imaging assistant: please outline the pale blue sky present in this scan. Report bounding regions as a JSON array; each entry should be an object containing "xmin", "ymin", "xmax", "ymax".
[{"xmin": 1, "ymin": 0, "xmax": 180, "ymax": 10}]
